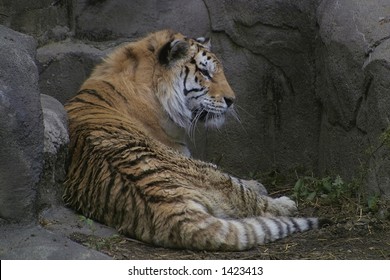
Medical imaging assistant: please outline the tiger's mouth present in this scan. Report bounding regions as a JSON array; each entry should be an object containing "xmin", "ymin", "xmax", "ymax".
[
  {"xmin": 192, "ymin": 108, "xmax": 221, "ymax": 121},
  {"xmin": 195, "ymin": 109, "xmax": 209, "ymax": 121},
  {"xmin": 191, "ymin": 108, "xmax": 226, "ymax": 128}
]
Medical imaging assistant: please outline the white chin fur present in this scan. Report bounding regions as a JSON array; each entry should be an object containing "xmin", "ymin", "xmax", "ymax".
[{"xmin": 204, "ymin": 115, "xmax": 226, "ymax": 129}]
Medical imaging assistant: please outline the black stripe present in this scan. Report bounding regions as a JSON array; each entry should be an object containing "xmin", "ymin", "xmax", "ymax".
[
  {"xmin": 118, "ymin": 180, "xmax": 138, "ymax": 235},
  {"xmin": 165, "ymin": 210, "xmax": 188, "ymax": 223},
  {"xmin": 102, "ymin": 80, "xmax": 129, "ymax": 103},
  {"xmin": 256, "ymin": 217, "xmax": 271, "ymax": 243},
  {"xmin": 252, "ymin": 193, "xmax": 260, "ymax": 216},
  {"xmin": 165, "ymin": 210, "xmax": 189, "ymax": 245},
  {"xmin": 307, "ymin": 218, "xmax": 314, "ymax": 229},
  {"xmin": 184, "ymin": 87, "xmax": 205, "ymax": 96},
  {"xmin": 270, "ymin": 218, "xmax": 284, "ymax": 239},
  {"xmin": 106, "ymin": 147, "xmax": 149, "ymax": 165},
  {"xmin": 90, "ymin": 161, "xmax": 108, "ymax": 217},
  {"xmin": 279, "ymin": 217, "xmax": 292, "ymax": 235},
  {"xmin": 67, "ymin": 97, "xmax": 109, "ymax": 110},
  {"xmin": 147, "ymin": 194, "xmax": 182, "ymax": 204},
  {"xmin": 84, "ymin": 161, "xmax": 100, "ymax": 211},
  {"xmin": 238, "ymin": 179, "xmax": 246, "ymax": 204},
  {"xmin": 102, "ymin": 171, "xmax": 117, "ymax": 220},
  {"xmin": 75, "ymin": 149, "xmax": 92, "ymax": 189},
  {"xmin": 130, "ymin": 189, "xmax": 142, "ymax": 236},
  {"xmin": 188, "ymin": 92, "xmax": 207, "ymax": 100},
  {"xmin": 144, "ymin": 179, "xmax": 171, "ymax": 188},
  {"xmin": 289, "ymin": 217, "xmax": 301, "ymax": 232},
  {"xmin": 78, "ymin": 89, "xmax": 114, "ymax": 107},
  {"xmin": 242, "ymin": 221, "xmax": 256, "ymax": 248},
  {"xmin": 183, "ymin": 66, "xmax": 190, "ymax": 95},
  {"xmin": 145, "ymin": 203, "xmax": 156, "ymax": 238},
  {"xmin": 115, "ymin": 178, "xmax": 132, "ymax": 231},
  {"xmin": 125, "ymin": 167, "xmax": 166, "ymax": 184},
  {"xmin": 183, "ymin": 66, "xmax": 204, "ymax": 96},
  {"xmin": 113, "ymin": 150, "xmax": 154, "ymax": 168}
]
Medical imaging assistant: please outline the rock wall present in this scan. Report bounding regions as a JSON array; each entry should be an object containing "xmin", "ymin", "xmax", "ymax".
[
  {"xmin": 195, "ymin": 0, "xmax": 320, "ymax": 176},
  {"xmin": 0, "ymin": 0, "xmax": 72, "ymax": 44},
  {"xmin": 316, "ymin": 0, "xmax": 390, "ymax": 194},
  {"xmin": 0, "ymin": 26, "xmax": 43, "ymax": 223},
  {"xmin": 1, "ymin": 0, "xmax": 390, "ymax": 227}
]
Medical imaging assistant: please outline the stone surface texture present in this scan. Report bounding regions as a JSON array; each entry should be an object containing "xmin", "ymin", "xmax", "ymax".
[
  {"xmin": 39, "ymin": 94, "xmax": 69, "ymax": 209},
  {"xmin": 0, "ymin": 0, "xmax": 390, "ymax": 259},
  {"xmin": 0, "ymin": 26, "xmax": 43, "ymax": 223},
  {"xmin": 37, "ymin": 41, "xmax": 104, "ymax": 104},
  {"xmin": 316, "ymin": 0, "xmax": 390, "ymax": 194}
]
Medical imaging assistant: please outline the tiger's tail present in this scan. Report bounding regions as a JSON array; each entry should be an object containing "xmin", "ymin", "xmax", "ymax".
[{"xmin": 152, "ymin": 213, "xmax": 319, "ymax": 251}]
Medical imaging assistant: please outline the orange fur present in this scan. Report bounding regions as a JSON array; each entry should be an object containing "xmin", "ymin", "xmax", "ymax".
[{"xmin": 64, "ymin": 30, "xmax": 318, "ymax": 251}]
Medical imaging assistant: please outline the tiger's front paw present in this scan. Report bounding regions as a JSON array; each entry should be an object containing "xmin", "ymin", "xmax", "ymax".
[{"xmin": 271, "ymin": 196, "xmax": 298, "ymax": 216}]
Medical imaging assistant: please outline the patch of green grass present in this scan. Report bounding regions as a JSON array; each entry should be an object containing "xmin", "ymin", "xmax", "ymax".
[
  {"xmin": 70, "ymin": 232, "xmax": 124, "ymax": 254},
  {"xmin": 367, "ymin": 195, "xmax": 380, "ymax": 212},
  {"xmin": 78, "ymin": 215, "xmax": 96, "ymax": 234},
  {"xmin": 291, "ymin": 173, "xmax": 390, "ymax": 221},
  {"xmin": 292, "ymin": 175, "xmax": 348, "ymax": 202},
  {"xmin": 380, "ymin": 126, "xmax": 390, "ymax": 147},
  {"xmin": 252, "ymin": 166, "xmax": 388, "ymax": 219}
]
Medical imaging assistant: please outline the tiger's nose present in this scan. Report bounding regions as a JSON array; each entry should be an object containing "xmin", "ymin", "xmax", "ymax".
[{"xmin": 223, "ymin": 97, "xmax": 234, "ymax": 107}]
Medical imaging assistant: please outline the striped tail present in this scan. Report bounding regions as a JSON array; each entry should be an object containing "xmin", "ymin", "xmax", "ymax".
[{"xmin": 162, "ymin": 215, "xmax": 319, "ymax": 251}]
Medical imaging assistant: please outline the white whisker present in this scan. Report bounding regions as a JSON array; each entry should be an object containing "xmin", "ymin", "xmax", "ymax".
[
  {"xmin": 227, "ymin": 106, "xmax": 251, "ymax": 137},
  {"xmin": 229, "ymin": 106, "xmax": 241, "ymax": 124},
  {"xmin": 234, "ymin": 104, "xmax": 255, "ymax": 119},
  {"xmin": 188, "ymin": 108, "xmax": 205, "ymax": 142}
]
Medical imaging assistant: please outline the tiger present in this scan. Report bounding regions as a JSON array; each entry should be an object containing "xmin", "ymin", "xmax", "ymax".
[{"xmin": 64, "ymin": 29, "xmax": 320, "ymax": 251}]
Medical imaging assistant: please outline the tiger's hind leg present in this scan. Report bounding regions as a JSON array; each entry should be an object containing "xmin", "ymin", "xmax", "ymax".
[
  {"xmin": 150, "ymin": 199, "xmax": 314, "ymax": 251},
  {"xmin": 229, "ymin": 176, "xmax": 297, "ymax": 216}
]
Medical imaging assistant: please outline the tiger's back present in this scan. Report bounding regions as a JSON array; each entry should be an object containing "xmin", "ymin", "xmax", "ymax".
[{"xmin": 64, "ymin": 30, "xmax": 319, "ymax": 251}]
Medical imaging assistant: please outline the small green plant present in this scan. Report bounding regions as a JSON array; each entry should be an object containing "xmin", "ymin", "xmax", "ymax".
[
  {"xmin": 367, "ymin": 195, "xmax": 380, "ymax": 212},
  {"xmin": 90, "ymin": 234, "xmax": 122, "ymax": 251},
  {"xmin": 292, "ymin": 175, "xmax": 349, "ymax": 202},
  {"xmin": 380, "ymin": 126, "xmax": 390, "ymax": 148},
  {"xmin": 79, "ymin": 215, "xmax": 96, "ymax": 234}
]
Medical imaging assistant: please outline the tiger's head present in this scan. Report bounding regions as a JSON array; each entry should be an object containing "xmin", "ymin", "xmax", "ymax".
[{"xmin": 155, "ymin": 31, "xmax": 236, "ymax": 131}]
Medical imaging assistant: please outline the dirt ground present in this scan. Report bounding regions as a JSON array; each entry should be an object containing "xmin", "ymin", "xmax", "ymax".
[
  {"xmin": 69, "ymin": 180, "xmax": 390, "ymax": 260},
  {"xmin": 70, "ymin": 220, "xmax": 390, "ymax": 260}
]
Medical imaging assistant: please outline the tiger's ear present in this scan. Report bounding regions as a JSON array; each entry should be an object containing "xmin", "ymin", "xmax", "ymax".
[
  {"xmin": 158, "ymin": 39, "xmax": 189, "ymax": 66},
  {"xmin": 196, "ymin": 37, "xmax": 211, "ymax": 50}
]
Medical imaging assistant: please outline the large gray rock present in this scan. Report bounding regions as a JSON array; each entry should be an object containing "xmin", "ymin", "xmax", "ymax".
[
  {"xmin": 0, "ymin": 0, "xmax": 72, "ymax": 45},
  {"xmin": 37, "ymin": 41, "xmax": 104, "ymax": 104},
  {"xmin": 0, "ymin": 223, "xmax": 111, "ymax": 260},
  {"xmin": 193, "ymin": 0, "xmax": 320, "ymax": 176},
  {"xmin": 41, "ymin": 94, "xmax": 69, "ymax": 156},
  {"xmin": 74, "ymin": 0, "xmax": 210, "ymax": 40},
  {"xmin": 38, "ymin": 94, "xmax": 69, "ymax": 208},
  {"xmin": 316, "ymin": 0, "xmax": 390, "ymax": 195},
  {"xmin": 364, "ymin": 52, "xmax": 390, "ymax": 195},
  {"xmin": 0, "ymin": 25, "xmax": 43, "ymax": 222}
]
